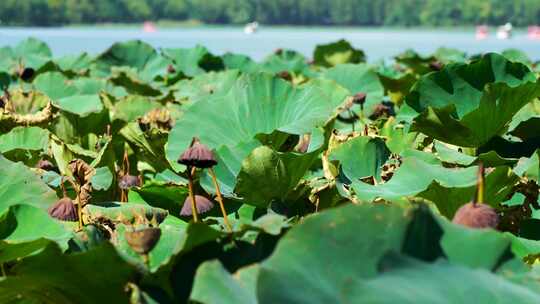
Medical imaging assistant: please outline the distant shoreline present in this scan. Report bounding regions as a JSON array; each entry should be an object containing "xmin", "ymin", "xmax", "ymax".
[{"xmin": 0, "ymin": 22, "xmax": 532, "ymax": 33}]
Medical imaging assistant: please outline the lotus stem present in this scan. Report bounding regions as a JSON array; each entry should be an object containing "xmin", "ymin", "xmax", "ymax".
[
  {"xmin": 76, "ymin": 193, "xmax": 83, "ymax": 231},
  {"xmin": 142, "ymin": 253, "xmax": 150, "ymax": 268},
  {"xmin": 475, "ymin": 162, "xmax": 485, "ymax": 205},
  {"xmin": 186, "ymin": 166, "xmax": 199, "ymax": 223},
  {"xmin": 209, "ymin": 168, "xmax": 232, "ymax": 232},
  {"xmin": 0, "ymin": 263, "xmax": 5, "ymax": 276}
]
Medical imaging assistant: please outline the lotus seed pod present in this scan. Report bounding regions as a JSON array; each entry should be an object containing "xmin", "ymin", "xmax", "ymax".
[
  {"xmin": 48, "ymin": 197, "xmax": 78, "ymax": 222},
  {"xmin": 177, "ymin": 138, "xmax": 217, "ymax": 168},
  {"xmin": 19, "ymin": 67, "xmax": 35, "ymax": 82},
  {"xmin": 369, "ymin": 103, "xmax": 395, "ymax": 120},
  {"xmin": 352, "ymin": 92, "xmax": 367, "ymax": 105},
  {"xmin": 429, "ymin": 61, "xmax": 443, "ymax": 71},
  {"xmin": 125, "ymin": 227, "xmax": 161, "ymax": 255},
  {"xmin": 452, "ymin": 202, "xmax": 499, "ymax": 229},
  {"xmin": 119, "ymin": 175, "xmax": 141, "ymax": 190},
  {"xmin": 181, "ymin": 195, "xmax": 215, "ymax": 216},
  {"xmin": 167, "ymin": 64, "xmax": 176, "ymax": 74},
  {"xmin": 36, "ymin": 159, "xmax": 56, "ymax": 172},
  {"xmin": 277, "ymin": 71, "xmax": 292, "ymax": 82}
]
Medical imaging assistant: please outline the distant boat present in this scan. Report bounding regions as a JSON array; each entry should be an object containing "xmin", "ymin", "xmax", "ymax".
[
  {"xmin": 244, "ymin": 22, "xmax": 259, "ymax": 35},
  {"xmin": 496, "ymin": 23, "xmax": 513, "ymax": 40},
  {"xmin": 528, "ymin": 26, "xmax": 540, "ymax": 40},
  {"xmin": 475, "ymin": 25, "xmax": 488, "ymax": 40},
  {"xmin": 143, "ymin": 21, "xmax": 157, "ymax": 33}
]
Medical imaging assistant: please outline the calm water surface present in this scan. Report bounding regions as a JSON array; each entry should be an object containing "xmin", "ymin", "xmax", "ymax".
[{"xmin": 0, "ymin": 26, "xmax": 538, "ymax": 61}]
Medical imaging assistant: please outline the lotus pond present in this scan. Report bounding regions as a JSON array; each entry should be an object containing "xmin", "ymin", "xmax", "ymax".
[{"xmin": 1, "ymin": 38, "xmax": 540, "ymax": 303}]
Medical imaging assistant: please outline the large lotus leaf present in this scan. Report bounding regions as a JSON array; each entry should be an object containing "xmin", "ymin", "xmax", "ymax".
[
  {"xmin": 328, "ymin": 136, "xmax": 390, "ymax": 182},
  {"xmin": 94, "ymin": 40, "xmax": 157, "ymax": 72},
  {"xmin": 313, "ymin": 39, "xmax": 365, "ymax": 67},
  {"xmin": 435, "ymin": 141, "xmax": 518, "ymax": 167},
  {"xmin": 222, "ymin": 53, "xmax": 261, "ymax": 73},
  {"xmin": 34, "ymin": 72, "xmax": 78, "ymax": 100},
  {"xmin": 57, "ymin": 53, "xmax": 93, "ymax": 73},
  {"xmin": 351, "ymin": 154, "xmax": 517, "ymax": 217},
  {"xmin": 56, "ymin": 94, "xmax": 103, "ymax": 117},
  {"xmin": 347, "ymin": 255, "xmax": 540, "ymax": 303},
  {"xmin": 407, "ymin": 53, "xmax": 540, "ymax": 147},
  {"xmin": 33, "ymin": 72, "xmax": 104, "ymax": 117},
  {"xmin": 172, "ymin": 70, "xmax": 240, "ymax": 105},
  {"xmin": 377, "ymin": 68, "xmax": 417, "ymax": 104},
  {"xmin": 261, "ymin": 50, "xmax": 310, "ymax": 74},
  {"xmin": 0, "ymin": 156, "xmax": 57, "ymax": 213},
  {"xmin": 0, "ymin": 205, "xmax": 73, "ymax": 249},
  {"xmin": 199, "ymin": 139, "xmax": 261, "ymax": 196},
  {"xmin": 12, "ymin": 38, "xmax": 52, "ymax": 70},
  {"xmin": 322, "ymin": 63, "xmax": 384, "ymax": 113},
  {"xmin": 190, "ymin": 260, "xmax": 257, "ymax": 304},
  {"xmin": 438, "ymin": 219, "xmax": 512, "ymax": 270},
  {"xmin": 0, "ymin": 126, "xmax": 49, "ymax": 153},
  {"xmin": 112, "ymin": 95, "xmax": 161, "ymax": 122},
  {"xmin": 166, "ymin": 73, "xmax": 348, "ymax": 169},
  {"xmin": 162, "ymin": 45, "xmax": 224, "ymax": 77},
  {"xmin": 257, "ymin": 204, "xmax": 412, "ymax": 303},
  {"xmin": 0, "ymin": 238, "xmax": 52, "ymax": 264},
  {"xmin": 0, "ymin": 242, "xmax": 136, "ymax": 304},
  {"xmin": 234, "ymin": 146, "xmax": 320, "ymax": 208},
  {"xmin": 514, "ymin": 151, "xmax": 540, "ymax": 181}
]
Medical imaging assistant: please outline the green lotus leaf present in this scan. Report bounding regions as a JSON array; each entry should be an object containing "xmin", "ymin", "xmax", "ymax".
[
  {"xmin": 261, "ymin": 49, "xmax": 310, "ymax": 75},
  {"xmin": 0, "ymin": 242, "xmax": 136, "ymax": 304},
  {"xmin": 351, "ymin": 153, "xmax": 518, "ymax": 217},
  {"xmin": 94, "ymin": 40, "xmax": 157, "ymax": 73},
  {"xmin": 190, "ymin": 260, "xmax": 257, "ymax": 304},
  {"xmin": 91, "ymin": 167, "xmax": 113, "ymax": 191},
  {"xmin": 502, "ymin": 49, "xmax": 533, "ymax": 66},
  {"xmin": 0, "ymin": 238, "xmax": 52, "ymax": 264},
  {"xmin": 112, "ymin": 95, "xmax": 161, "ymax": 122},
  {"xmin": 166, "ymin": 73, "xmax": 348, "ymax": 169},
  {"xmin": 222, "ymin": 53, "xmax": 261, "ymax": 73},
  {"xmin": 257, "ymin": 204, "xmax": 412, "ymax": 303},
  {"xmin": 12, "ymin": 38, "xmax": 52, "ymax": 70},
  {"xmin": 172, "ymin": 70, "xmax": 240, "ymax": 105},
  {"xmin": 0, "ymin": 205, "xmax": 73, "ymax": 249},
  {"xmin": 348, "ymin": 254, "xmax": 540, "ymax": 303},
  {"xmin": 56, "ymin": 53, "xmax": 93, "ymax": 74},
  {"xmin": 162, "ymin": 45, "xmax": 224, "ymax": 77},
  {"xmin": 313, "ymin": 39, "xmax": 365, "ymax": 67},
  {"xmin": 0, "ymin": 156, "xmax": 57, "ymax": 213},
  {"xmin": 322, "ymin": 63, "xmax": 385, "ymax": 114},
  {"xmin": 234, "ymin": 146, "xmax": 320, "ymax": 208},
  {"xmin": 407, "ymin": 53, "xmax": 540, "ymax": 147},
  {"xmin": 329, "ymin": 136, "xmax": 391, "ymax": 182},
  {"xmin": 0, "ymin": 126, "xmax": 49, "ymax": 153}
]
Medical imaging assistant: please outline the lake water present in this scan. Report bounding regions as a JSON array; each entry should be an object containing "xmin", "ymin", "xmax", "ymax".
[{"xmin": 0, "ymin": 26, "xmax": 538, "ymax": 61}]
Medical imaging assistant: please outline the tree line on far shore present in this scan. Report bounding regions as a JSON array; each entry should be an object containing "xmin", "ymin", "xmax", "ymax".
[{"xmin": 1, "ymin": 0, "xmax": 539, "ymax": 27}]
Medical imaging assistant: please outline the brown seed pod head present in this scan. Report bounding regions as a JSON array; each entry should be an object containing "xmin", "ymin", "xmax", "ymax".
[
  {"xmin": 181, "ymin": 195, "xmax": 215, "ymax": 216},
  {"xmin": 36, "ymin": 159, "xmax": 56, "ymax": 172},
  {"xmin": 119, "ymin": 175, "xmax": 141, "ymax": 190},
  {"xmin": 125, "ymin": 227, "xmax": 161, "ymax": 255},
  {"xmin": 352, "ymin": 92, "xmax": 367, "ymax": 105},
  {"xmin": 19, "ymin": 67, "xmax": 35, "ymax": 82},
  {"xmin": 277, "ymin": 71, "xmax": 292, "ymax": 82},
  {"xmin": 178, "ymin": 138, "xmax": 217, "ymax": 169},
  {"xmin": 48, "ymin": 197, "xmax": 78, "ymax": 222},
  {"xmin": 452, "ymin": 202, "xmax": 499, "ymax": 229},
  {"xmin": 167, "ymin": 64, "xmax": 176, "ymax": 74},
  {"xmin": 429, "ymin": 61, "xmax": 443, "ymax": 71}
]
